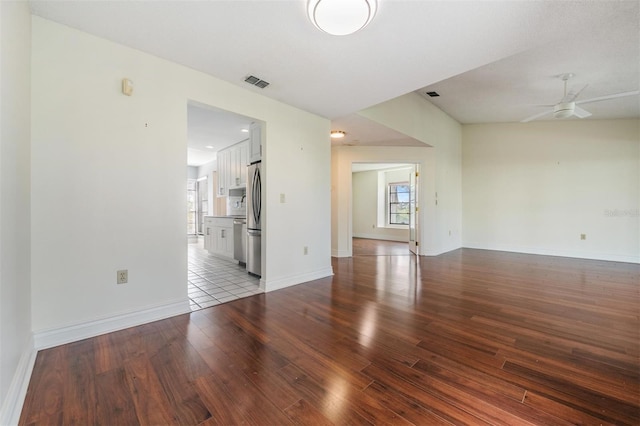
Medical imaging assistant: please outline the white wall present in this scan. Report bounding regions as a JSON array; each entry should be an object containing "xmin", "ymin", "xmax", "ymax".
[
  {"xmin": 31, "ymin": 17, "xmax": 332, "ymax": 340},
  {"xmin": 0, "ymin": 2, "xmax": 33, "ymax": 424},
  {"xmin": 352, "ymin": 168, "xmax": 411, "ymax": 241},
  {"xmin": 333, "ymin": 93, "xmax": 463, "ymax": 257},
  {"xmin": 463, "ymin": 119, "xmax": 640, "ymax": 263}
]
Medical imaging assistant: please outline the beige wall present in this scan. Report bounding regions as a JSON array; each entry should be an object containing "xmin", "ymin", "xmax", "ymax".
[
  {"xmin": 332, "ymin": 93, "xmax": 463, "ymax": 257},
  {"xmin": 352, "ymin": 168, "xmax": 412, "ymax": 242},
  {"xmin": 462, "ymin": 119, "xmax": 640, "ymax": 262},
  {"xmin": 0, "ymin": 2, "xmax": 32, "ymax": 424}
]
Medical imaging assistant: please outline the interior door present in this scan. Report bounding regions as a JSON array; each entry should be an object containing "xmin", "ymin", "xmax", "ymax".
[{"xmin": 409, "ymin": 166, "xmax": 419, "ymax": 255}]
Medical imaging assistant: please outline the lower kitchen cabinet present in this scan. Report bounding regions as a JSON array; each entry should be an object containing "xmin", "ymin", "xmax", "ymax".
[
  {"xmin": 207, "ymin": 217, "xmax": 234, "ymax": 260},
  {"xmin": 203, "ymin": 217, "xmax": 213, "ymax": 251}
]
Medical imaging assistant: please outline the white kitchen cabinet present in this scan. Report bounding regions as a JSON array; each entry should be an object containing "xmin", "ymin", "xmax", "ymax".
[
  {"xmin": 203, "ymin": 217, "xmax": 214, "ymax": 251},
  {"xmin": 249, "ymin": 122, "xmax": 262, "ymax": 164},
  {"xmin": 209, "ymin": 217, "xmax": 234, "ymax": 260},
  {"xmin": 217, "ymin": 140, "xmax": 248, "ymax": 196},
  {"xmin": 229, "ymin": 141, "xmax": 248, "ymax": 188},
  {"xmin": 237, "ymin": 141, "xmax": 248, "ymax": 185},
  {"xmin": 216, "ymin": 149, "xmax": 230, "ymax": 197}
]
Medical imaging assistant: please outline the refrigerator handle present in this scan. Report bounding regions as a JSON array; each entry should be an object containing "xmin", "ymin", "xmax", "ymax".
[
  {"xmin": 255, "ymin": 168, "xmax": 261, "ymax": 223},
  {"xmin": 252, "ymin": 167, "xmax": 260, "ymax": 225}
]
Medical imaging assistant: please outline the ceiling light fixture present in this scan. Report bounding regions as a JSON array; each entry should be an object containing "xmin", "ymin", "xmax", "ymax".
[
  {"xmin": 308, "ymin": 0, "xmax": 378, "ymax": 36},
  {"xmin": 553, "ymin": 102, "xmax": 575, "ymax": 119},
  {"xmin": 330, "ymin": 130, "xmax": 346, "ymax": 139},
  {"xmin": 241, "ymin": 129, "xmax": 249, "ymax": 133},
  {"xmin": 205, "ymin": 145, "xmax": 214, "ymax": 149}
]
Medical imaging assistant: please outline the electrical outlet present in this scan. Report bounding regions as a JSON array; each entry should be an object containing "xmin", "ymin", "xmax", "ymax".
[
  {"xmin": 117, "ymin": 269, "xmax": 128, "ymax": 284},
  {"xmin": 580, "ymin": 234, "xmax": 586, "ymax": 240},
  {"xmin": 280, "ymin": 193, "xmax": 286, "ymax": 203},
  {"xmin": 303, "ymin": 246, "xmax": 308, "ymax": 255}
]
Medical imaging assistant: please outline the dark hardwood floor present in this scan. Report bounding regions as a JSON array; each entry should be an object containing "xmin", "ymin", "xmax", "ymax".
[
  {"xmin": 20, "ymin": 243, "xmax": 640, "ymax": 425},
  {"xmin": 352, "ymin": 237, "xmax": 410, "ymax": 256}
]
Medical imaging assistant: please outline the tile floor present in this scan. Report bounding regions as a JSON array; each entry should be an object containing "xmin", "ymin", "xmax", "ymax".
[{"xmin": 188, "ymin": 237, "xmax": 261, "ymax": 311}]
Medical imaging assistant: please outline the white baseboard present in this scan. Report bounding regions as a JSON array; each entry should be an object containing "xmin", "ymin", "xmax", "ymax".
[
  {"xmin": 33, "ymin": 299, "xmax": 190, "ymax": 350},
  {"xmin": 0, "ymin": 336, "xmax": 37, "ymax": 426},
  {"xmin": 353, "ymin": 233, "xmax": 407, "ymax": 242},
  {"xmin": 420, "ymin": 246, "xmax": 461, "ymax": 256},
  {"xmin": 263, "ymin": 267, "xmax": 334, "ymax": 293},
  {"xmin": 331, "ymin": 249, "xmax": 351, "ymax": 257},
  {"xmin": 462, "ymin": 243, "xmax": 640, "ymax": 264}
]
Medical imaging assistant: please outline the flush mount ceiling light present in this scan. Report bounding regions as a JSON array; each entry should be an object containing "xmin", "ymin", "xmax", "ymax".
[
  {"xmin": 308, "ymin": 0, "xmax": 378, "ymax": 36},
  {"xmin": 330, "ymin": 130, "xmax": 346, "ymax": 139}
]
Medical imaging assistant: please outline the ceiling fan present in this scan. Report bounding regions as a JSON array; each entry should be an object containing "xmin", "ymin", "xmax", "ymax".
[{"xmin": 521, "ymin": 73, "xmax": 639, "ymax": 123}]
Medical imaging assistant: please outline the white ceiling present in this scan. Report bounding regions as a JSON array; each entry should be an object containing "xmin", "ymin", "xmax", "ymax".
[
  {"xmin": 331, "ymin": 114, "xmax": 426, "ymax": 147},
  {"xmin": 352, "ymin": 163, "xmax": 413, "ymax": 173},
  {"xmin": 30, "ymin": 0, "xmax": 640, "ymax": 149},
  {"xmin": 416, "ymin": 6, "xmax": 640, "ymax": 124},
  {"xmin": 187, "ymin": 102, "xmax": 255, "ymax": 166}
]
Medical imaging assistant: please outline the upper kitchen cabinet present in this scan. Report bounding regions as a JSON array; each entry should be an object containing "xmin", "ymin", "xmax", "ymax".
[
  {"xmin": 249, "ymin": 122, "xmax": 262, "ymax": 164},
  {"xmin": 216, "ymin": 148, "xmax": 230, "ymax": 196},
  {"xmin": 217, "ymin": 140, "xmax": 248, "ymax": 196},
  {"xmin": 230, "ymin": 141, "xmax": 248, "ymax": 188}
]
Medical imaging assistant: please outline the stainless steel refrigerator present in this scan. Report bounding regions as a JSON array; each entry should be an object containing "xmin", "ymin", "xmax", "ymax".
[{"xmin": 247, "ymin": 162, "xmax": 261, "ymax": 276}]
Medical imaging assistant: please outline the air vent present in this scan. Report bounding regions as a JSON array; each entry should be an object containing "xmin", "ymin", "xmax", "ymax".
[
  {"xmin": 244, "ymin": 75, "xmax": 270, "ymax": 89},
  {"xmin": 426, "ymin": 91, "xmax": 440, "ymax": 97}
]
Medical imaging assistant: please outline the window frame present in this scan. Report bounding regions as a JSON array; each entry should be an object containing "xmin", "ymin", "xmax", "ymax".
[{"xmin": 388, "ymin": 181, "xmax": 410, "ymax": 227}]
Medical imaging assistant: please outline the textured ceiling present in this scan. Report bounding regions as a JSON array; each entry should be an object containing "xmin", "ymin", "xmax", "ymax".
[
  {"xmin": 30, "ymin": 0, "xmax": 639, "ymax": 151},
  {"xmin": 416, "ymin": 5, "xmax": 640, "ymax": 124}
]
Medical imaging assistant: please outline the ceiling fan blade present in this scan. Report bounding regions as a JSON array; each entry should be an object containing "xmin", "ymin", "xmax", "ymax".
[
  {"xmin": 573, "ymin": 106, "xmax": 592, "ymax": 119},
  {"xmin": 521, "ymin": 109, "xmax": 552, "ymax": 123},
  {"xmin": 567, "ymin": 84, "xmax": 589, "ymax": 102},
  {"xmin": 576, "ymin": 90, "xmax": 639, "ymax": 105}
]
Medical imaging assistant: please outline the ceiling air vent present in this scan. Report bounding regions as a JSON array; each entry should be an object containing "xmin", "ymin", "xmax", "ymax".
[
  {"xmin": 244, "ymin": 75, "xmax": 270, "ymax": 89},
  {"xmin": 426, "ymin": 91, "xmax": 440, "ymax": 97}
]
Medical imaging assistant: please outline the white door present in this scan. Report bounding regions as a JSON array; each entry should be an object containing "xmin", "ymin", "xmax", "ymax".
[{"xmin": 409, "ymin": 167, "xmax": 419, "ymax": 255}]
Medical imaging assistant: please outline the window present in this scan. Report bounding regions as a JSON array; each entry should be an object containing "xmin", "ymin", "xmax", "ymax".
[
  {"xmin": 187, "ymin": 179, "xmax": 197, "ymax": 235},
  {"xmin": 389, "ymin": 182, "xmax": 410, "ymax": 225}
]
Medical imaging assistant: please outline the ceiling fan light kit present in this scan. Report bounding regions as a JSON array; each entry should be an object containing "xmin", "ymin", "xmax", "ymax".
[
  {"xmin": 553, "ymin": 101, "xmax": 575, "ymax": 119},
  {"xmin": 308, "ymin": 0, "xmax": 377, "ymax": 36}
]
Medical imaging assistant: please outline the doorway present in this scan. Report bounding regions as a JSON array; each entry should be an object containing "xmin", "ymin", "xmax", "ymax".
[
  {"xmin": 186, "ymin": 101, "xmax": 262, "ymax": 311},
  {"xmin": 351, "ymin": 162, "xmax": 419, "ymax": 256}
]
